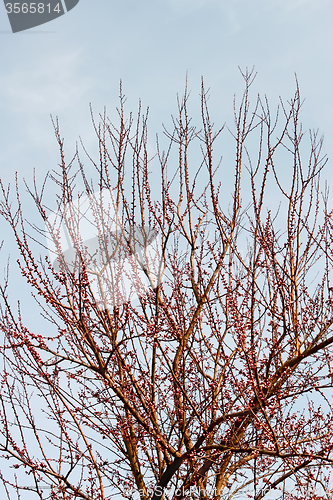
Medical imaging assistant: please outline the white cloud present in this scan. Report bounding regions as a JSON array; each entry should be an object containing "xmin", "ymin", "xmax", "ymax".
[
  {"xmin": 163, "ymin": 0, "xmax": 220, "ymax": 14},
  {"xmin": 0, "ymin": 49, "xmax": 93, "ymax": 114}
]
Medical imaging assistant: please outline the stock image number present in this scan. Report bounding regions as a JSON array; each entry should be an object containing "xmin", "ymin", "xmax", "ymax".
[{"xmin": 5, "ymin": 3, "xmax": 61, "ymax": 14}]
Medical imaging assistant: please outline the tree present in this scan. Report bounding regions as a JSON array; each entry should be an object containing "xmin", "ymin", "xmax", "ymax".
[{"xmin": 1, "ymin": 69, "xmax": 333, "ymax": 500}]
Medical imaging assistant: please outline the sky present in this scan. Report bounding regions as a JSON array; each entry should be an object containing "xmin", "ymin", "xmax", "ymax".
[
  {"xmin": 1, "ymin": 0, "xmax": 332, "ymax": 319},
  {"xmin": 0, "ymin": 0, "xmax": 333, "ymax": 498},
  {"xmin": 0, "ymin": 0, "xmax": 332, "ymax": 189}
]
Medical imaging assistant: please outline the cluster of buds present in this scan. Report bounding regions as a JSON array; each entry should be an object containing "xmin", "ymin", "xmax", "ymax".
[{"xmin": 46, "ymin": 190, "xmax": 164, "ymax": 309}]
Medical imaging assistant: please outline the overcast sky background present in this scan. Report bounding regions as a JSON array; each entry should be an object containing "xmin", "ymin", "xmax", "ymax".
[
  {"xmin": 1, "ymin": 0, "xmax": 332, "ymax": 315},
  {"xmin": 1, "ymin": 0, "xmax": 333, "ymax": 186},
  {"xmin": 0, "ymin": 0, "xmax": 333, "ymax": 498}
]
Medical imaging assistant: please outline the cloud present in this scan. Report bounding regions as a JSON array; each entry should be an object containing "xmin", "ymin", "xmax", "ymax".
[
  {"xmin": 163, "ymin": 0, "xmax": 220, "ymax": 14},
  {"xmin": 0, "ymin": 48, "xmax": 93, "ymax": 115},
  {"xmin": 164, "ymin": 0, "xmax": 319, "ymax": 15}
]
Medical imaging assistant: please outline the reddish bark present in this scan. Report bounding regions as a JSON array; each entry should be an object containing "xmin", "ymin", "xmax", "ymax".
[{"xmin": 1, "ymin": 70, "xmax": 333, "ymax": 499}]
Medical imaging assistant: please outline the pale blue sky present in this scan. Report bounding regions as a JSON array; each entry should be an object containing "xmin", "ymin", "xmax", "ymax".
[
  {"xmin": 1, "ymin": 0, "xmax": 332, "ymax": 285},
  {"xmin": 0, "ymin": 0, "xmax": 333, "ymax": 498},
  {"xmin": 0, "ymin": 0, "xmax": 332, "ymax": 188}
]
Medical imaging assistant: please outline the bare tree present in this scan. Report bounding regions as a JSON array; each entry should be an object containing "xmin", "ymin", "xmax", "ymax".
[{"xmin": 1, "ymin": 69, "xmax": 333, "ymax": 500}]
